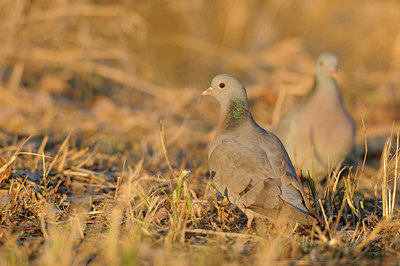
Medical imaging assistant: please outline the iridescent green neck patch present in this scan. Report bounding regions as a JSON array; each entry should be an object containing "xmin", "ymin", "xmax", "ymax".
[{"xmin": 225, "ymin": 98, "xmax": 248, "ymax": 129}]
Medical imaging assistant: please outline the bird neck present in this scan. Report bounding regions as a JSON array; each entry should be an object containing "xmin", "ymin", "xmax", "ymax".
[
  {"xmin": 312, "ymin": 75, "xmax": 343, "ymax": 102},
  {"xmin": 209, "ymin": 97, "xmax": 251, "ymax": 152},
  {"xmin": 210, "ymin": 97, "xmax": 250, "ymax": 149},
  {"xmin": 220, "ymin": 98, "xmax": 250, "ymax": 131}
]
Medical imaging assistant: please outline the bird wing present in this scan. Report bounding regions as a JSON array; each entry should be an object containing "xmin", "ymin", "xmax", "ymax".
[
  {"xmin": 258, "ymin": 130, "xmax": 318, "ymax": 219},
  {"xmin": 209, "ymin": 138, "xmax": 315, "ymax": 224}
]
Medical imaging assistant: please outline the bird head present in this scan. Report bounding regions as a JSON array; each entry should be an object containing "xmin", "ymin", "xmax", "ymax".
[
  {"xmin": 201, "ymin": 74, "xmax": 248, "ymax": 107},
  {"xmin": 315, "ymin": 53, "xmax": 339, "ymax": 80}
]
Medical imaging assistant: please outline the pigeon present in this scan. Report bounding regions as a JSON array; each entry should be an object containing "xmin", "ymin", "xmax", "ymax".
[
  {"xmin": 273, "ymin": 53, "xmax": 355, "ymax": 179},
  {"xmin": 201, "ymin": 74, "xmax": 317, "ymax": 227}
]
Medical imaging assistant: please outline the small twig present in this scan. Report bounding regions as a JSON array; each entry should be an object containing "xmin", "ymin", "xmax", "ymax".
[
  {"xmin": 45, "ymin": 133, "xmax": 71, "ymax": 177},
  {"xmin": 391, "ymin": 132, "xmax": 399, "ymax": 216},
  {"xmin": 57, "ymin": 134, "xmax": 70, "ymax": 173},
  {"xmin": 350, "ymin": 222, "xmax": 360, "ymax": 243},
  {"xmin": 42, "ymin": 152, "xmax": 48, "ymax": 200},
  {"xmin": 48, "ymin": 179, "xmax": 63, "ymax": 196},
  {"xmin": 114, "ymin": 176, "xmax": 121, "ymax": 202},
  {"xmin": 291, "ymin": 223, "xmax": 299, "ymax": 235},
  {"xmin": 184, "ymin": 228, "xmax": 263, "ymax": 241},
  {"xmin": 35, "ymin": 135, "xmax": 48, "ymax": 168},
  {"xmin": 130, "ymin": 158, "xmax": 144, "ymax": 183},
  {"xmin": 358, "ymin": 114, "xmax": 368, "ymax": 190},
  {"xmin": 17, "ymin": 152, "xmax": 53, "ymax": 159},
  {"xmin": 0, "ymin": 135, "xmax": 32, "ymax": 177},
  {"xmin": 315, "ymin": 226, "xmax": 328, "ymax": 242},
  {"xmin": 332, "ymin": 195, "xmax": 347, "ymax": 234},
  {"xmin": 272, "ymin": 90, "xmax": 286, "ymax": 126},
  {"xmin": 70, "ymin": 147, "xmax": 90, "ymax": 162},
  {"xmin": 76, "ymin": 144, "xmax": 99, "ymax": 169},
  {"xmin": 354, "ymin": 222, "xmax": 384, "ymax": 254},
  {"xmin": 319, "ymin": 198, "xmax": 330, "ymax": 232},
  {"xmin": 74, "ymin": 216, "xmax": 84, "ymax": 239},
  {"xmin": 160, "ymin": 120, "xmax": 176, "ymax": 178}
]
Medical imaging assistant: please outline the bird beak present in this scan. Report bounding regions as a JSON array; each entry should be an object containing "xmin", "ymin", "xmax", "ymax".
[
  {"xmin": 329, "ymin": 68, "xmax": 338, "ymax": 80},
  {"xmin": 201, "ymin": 87, "xmax": 213, "ymax": 97}
]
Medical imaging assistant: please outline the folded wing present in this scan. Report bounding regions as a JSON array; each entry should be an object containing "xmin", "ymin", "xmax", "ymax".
[{"xmin": 209, "ymin": 138, "xmax": 316, "ymax": 225}]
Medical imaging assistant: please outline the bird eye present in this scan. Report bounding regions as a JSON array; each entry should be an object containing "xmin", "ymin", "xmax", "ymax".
[{"xmin": 219, "ymin": 83, "xmax": 225, "ymax": 88}]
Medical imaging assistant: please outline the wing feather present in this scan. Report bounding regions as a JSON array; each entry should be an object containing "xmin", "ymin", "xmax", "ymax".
[{"xmin": 209, "ymin": 138, "xmax": 315, "ymax": 224}]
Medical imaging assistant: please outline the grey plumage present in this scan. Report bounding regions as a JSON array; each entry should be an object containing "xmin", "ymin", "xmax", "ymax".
[
  {"xmin": 273, "ymin": 53, "xmax": 355, "ymax": 179},
  {"xmin": 202, "ymin": 74, "xmax": 316, "ymax": 226}
]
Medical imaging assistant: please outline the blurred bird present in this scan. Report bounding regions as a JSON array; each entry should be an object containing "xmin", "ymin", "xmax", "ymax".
[
  {"xmin": 201, "ymin": 74, "xmax": 317, "ymax": 227},
  {"xmin": 273, "ymin": 53, "xmax": 355, "ymax": 179}
]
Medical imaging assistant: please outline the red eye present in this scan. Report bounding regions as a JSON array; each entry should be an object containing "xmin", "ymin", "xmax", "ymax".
[{"xmin": 219, "ymin": 83, "xmax": 225, "ymax": 88}]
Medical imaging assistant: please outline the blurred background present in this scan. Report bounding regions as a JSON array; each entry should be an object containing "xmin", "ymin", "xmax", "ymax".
[{"xmin": 0, "ymin": 0, "xmax": 399, "ymax": 164}]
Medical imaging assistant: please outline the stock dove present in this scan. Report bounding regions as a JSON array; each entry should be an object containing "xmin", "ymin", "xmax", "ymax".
[
  {"xmin": 273, "ymin": 53, "xmax": 355, "ymax": 179},
  {"xmin": 201, "ymin": 74, "xmax": 316, "ymax": 227}
]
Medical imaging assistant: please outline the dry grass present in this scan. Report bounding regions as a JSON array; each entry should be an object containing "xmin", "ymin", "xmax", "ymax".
[{"xmin": 1, "ymin": 0, "xmax": 400, "ymax": 265}]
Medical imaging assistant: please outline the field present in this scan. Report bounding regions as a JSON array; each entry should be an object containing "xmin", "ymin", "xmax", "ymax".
[{"xmin": 1, "ymin": 0, "xmax": 400, "ymax": 265}]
